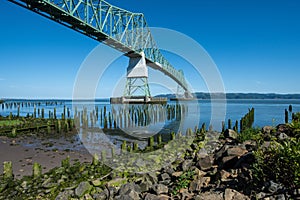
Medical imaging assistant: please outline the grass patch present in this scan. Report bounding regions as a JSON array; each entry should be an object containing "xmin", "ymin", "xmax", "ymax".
[
  {"xmin": 237, "ymin": 127, "xmax": 264, "ymax": 143},
  {"xmin": 0, "ymin": 120, "xmax": 23, "ymax": 127}
]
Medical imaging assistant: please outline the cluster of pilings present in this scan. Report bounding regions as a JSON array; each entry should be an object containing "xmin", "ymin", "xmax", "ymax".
[
  {"xmin": 74, "ymin": 104, "xmax": 186, "ymax": 130},
  {"xmin": 224, "ymin": 108, "xmax": 255, "ymax": 133},
  {"xmin": 1, "ymin": 101, "xmax": 64, "ymax": 110},
  {"xmin": 1, "ymin": 101, "xmax": 68, "ymax": 120}
]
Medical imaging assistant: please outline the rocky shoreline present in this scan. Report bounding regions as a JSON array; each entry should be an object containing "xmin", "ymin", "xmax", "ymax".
[{"xmin": 0, "ymin": 121, "xmax": 299, "ymax": 200}]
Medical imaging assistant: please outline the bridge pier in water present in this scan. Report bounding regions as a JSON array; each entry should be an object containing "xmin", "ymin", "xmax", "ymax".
[{"xmin": 111, "ymin": 52, "xmax": 167, "ymax": 104}]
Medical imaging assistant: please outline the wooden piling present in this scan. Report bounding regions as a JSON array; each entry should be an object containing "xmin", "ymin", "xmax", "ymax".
[
  {"xmin": 92, "ymin": 153, "xmax": 99, "ymax": 166},
  {"xmin": 101, "ymin": 150, "xmax": 106, "ymax": 162},
  {"xmin": 3, "ymin": 161, "xmax": 13, "ymax": 180},
  {"xmin": 33, "ymin": 162, "xmax": 42, "ymax": 179}
]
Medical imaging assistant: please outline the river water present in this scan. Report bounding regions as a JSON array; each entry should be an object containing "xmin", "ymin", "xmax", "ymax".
[
  {"xmin": 1, "ymin": 98, "xmax": 300, "ymax": 153},
  {"xmin": 1, "ymin": 99, "xmax": 299, "ymax": 128}
]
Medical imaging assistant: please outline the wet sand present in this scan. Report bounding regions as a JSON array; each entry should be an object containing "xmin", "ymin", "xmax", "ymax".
[{"xmin": 0, "ymin": 133, "xmax": 93, "ymax": 179}]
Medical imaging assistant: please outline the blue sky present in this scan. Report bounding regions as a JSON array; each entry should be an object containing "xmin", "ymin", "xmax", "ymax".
[{"xmin": 0, "ymin": 0, "xmax": 300, "ymax": 98}]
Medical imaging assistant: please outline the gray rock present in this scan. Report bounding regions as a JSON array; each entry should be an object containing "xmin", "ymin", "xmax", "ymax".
[
  {"xmin": 277, "ymin": 132, "xmax": 289, "ymax": 140},
  {"xmin": 267, "ymin": 180, "xmax": 282, "ymax": 193},
  {"xmin": 140, "ymin": 181, "xmax": 152, "ymax": 192},
  {"xmin": 162, "ymin": 165, "xmax": 175, "ymax": 175},
  {"xmin": 115, "ymin": 189, "xmax": 140, "ymax": 200},
  {"xmin": 292, "ymin": 188, "xmax": 300, "ymax": 200},
  {"xmin": 146, "ymin": 172, "xmax": 158, "ymax": 184},
  {"xmin": 196, "ymin": 148, "xmax": 209, "ymax": 160},
  {"xmin": 222, "ymin": 156, "xmax": 239, "ymax": 169},
  {"xmin": 196, "ymin": 155, "xmax": 213, "ymax": 171},
  {"xmin": 189, "ymin": 177, "xmax": 210, "ymax": 192},
  {"xmin": 226, "ymin": 147, "xmax": 248, "ymax": 157},
  {"xmin": 262, "ymin": 126, "xmax": 274, "ymax": 134},
  {"xmin": 118, "ymin": 183, "xmax": 141, "ymax": 195},
  {"xmin": 276, "ymin": 124, "xmax": 292, "ymax": 136},
  {"xmin": 75, "ymin": 181, "xmax": 92, "ymax": 198},
  {"xmin": 214, "ymin": 144, "xmax": 230, "ymax": 161},
  {"xmin": 224, "ymin": 188, "xmax": 250, "ymax": 200},
  {"xmin": 194, "ymin": 191, "xmax": 224, "ymax": 200},
  {"xmin": 159, "ymin": 173, "xmax": 171, "ymax": 185},
  {"xmin": 55, "ymin": 190, "xmax": 74, "ymax": 200},
  {"xmin": 152, "ymin": 184, "xmax": 168, "ymax": 195},
  {"xmin": 144, "ymin": 193, "xmax": 160, "ymax": 200},
  {"xmin": 182, "ymin": 159, "xmax": 193, "ymax": 172},
  {"xmin": 224, "ymin": 129, "xmax": 238, "ymax": 140},
  {"xmin": 92, "ymin": 192, "xmax": 107, "ymax": 200}
]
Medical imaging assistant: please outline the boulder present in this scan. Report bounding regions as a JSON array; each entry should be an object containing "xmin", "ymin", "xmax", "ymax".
[
  {"xmin": 75, "ymin": 181, "xmax": 92, "ymax": 198},
  {"xmin": 189, "ymin": 177, "xmax": 210, "ymax": 192},
  {"xmin": 277, "ymin": 132, "xmax": 289, "ymax": 140},
  {"xmin": 226, "ymin": 147, "xmax": 248, "ymax": 157},
  {"xmin": 115, "ymin": 189, "xmax": 140, "ymax": 200},
  {"xmin": 224, "ymin": 129, "xmax": 238, "ymax": 140},
  {"xmin": 194, "ymin": 191, "xmax": 224, "ymax": 200},
  {"xmin": 55, "ymin": 190, "xmax": 74, "ymax": 200},
  {"xmin": 276, "ymin": 124, "xmax": 293, "ymax": 136},
  {"xmin": 159, "ymin": 173, "xmax": 171, "ymax": 185},
  {"xmin": 224, "ymin": 188, "xmax": 250, "ymax": 200},
  {"xmin": 182, "ymin": 159, "xmax": 193, "ymax": 172},
  {"xmin": 152, "ymin": 184, "xmax": 168, "ymax": 195},
  {"xmin": 118, "ymin": 183, "xmax": 141, "ymax": 195},
  {"xmin": 262, "ymin": 126, "xmax": 274, "ymax": 134},
  {"xmin": 221, "ymin": 156, "xmax": 239, "ymax": 169},
  {"xmin": 196, "ymin": 155, "xmax": 214, "ymax": 171}
]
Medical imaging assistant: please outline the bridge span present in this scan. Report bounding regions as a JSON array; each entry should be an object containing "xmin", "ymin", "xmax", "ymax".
[{"xmin": 9, "ymin": 0, "xmax": 192, "ymax": 101}]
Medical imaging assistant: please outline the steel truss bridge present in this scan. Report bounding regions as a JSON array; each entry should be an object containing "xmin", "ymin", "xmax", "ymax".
[{"xmin": 9, "ymin": 0, "xmax": 191, "ymax": 99}]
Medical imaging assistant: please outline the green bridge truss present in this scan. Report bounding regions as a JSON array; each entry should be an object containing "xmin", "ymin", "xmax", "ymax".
[{"xmin": 9, "ymin": 0, "xmax": 190, "ymax": 95}]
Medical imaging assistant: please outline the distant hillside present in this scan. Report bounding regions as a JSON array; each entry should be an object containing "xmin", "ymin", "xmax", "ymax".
[{"xmin": 156, "ymin": 93, "xmax": 300, "ymax": 100}]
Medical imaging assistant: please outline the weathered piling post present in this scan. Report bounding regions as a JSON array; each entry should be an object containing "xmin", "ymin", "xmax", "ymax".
[
  {"xmin": 61, "ymin": 156, "xmax": 70, "ymax": 168},
  {"xmin": 92, "ymin": 153, "xmax": 99, "ymax": 166},
  {"xmin": 11, "ymin": 128, "xmax": 17, "ymax": 138},
  {"xmin": 228, "ymin": 119, "xmax": 232, "ymax": 129},
  {"xmin": 108, "ymin": 112, "xmax": 112, "ymax": 129},
  {"xmin": 64, "ymin": 120, "xmax": 69, "ymax": 132},
  {"xmin": 9, "ymin": 112, "xmax": 12, "ymax": 120},
  {"xmin": 104, "ymin": 116, "xmax": 108, "ymax": 129},
  {"xmin": 111, "ymin": 147, "xmax": 115, "ymax": 158},
  {"xmin": 67, "ymin": 107, "xmax": 70, "ymax": 119},
  {"xmin": 113, "ymin": 120, "xmax": 117, "ymax": 129},
  {"xmin": 54, "ymin": 107, "xmax": 57, "ymax": 119},
  {"xmin": 289, "ymin": 104, "xmax": 293, "ymax": 113},
  {"xmin": 3, "ymin": 161, "xmax": 13, "ymax": 180},
  {"xmin": 33, "ymin": 162, "xmax": 42, "ymax": 179},
  {"xmin": 148, "ymin": 136, "xmax": 154, "ymax": 149},
  {"xmin": 95, "ymin": 106, "xmax": 99, "ymax": 120},
  {"xmin": 47, "ymin": 121, "xmax": 51, "ymax": 134},
  {"xmin": 221, "ymin": 121, "xmax": 225, "ymax": 133},
  {"xmin": 234, "ymin": 120, "xmax": 238, "ymax": 132},
  {"xmin": 157, "ymin": 134, "xmax": 162, "ymax": 145},
  {"xmin": 240, "ymin": 120, "xmax": 243, "ymax": 133},
  {"xmin": 57, "ymin": 120, "xmax": 62, "ymax": 134},
  {"xmin": 285, "ymin": 109, "xmax": 289, "ymax": 123},
  {"xmin": 101, "ymin": 150, "xmax": 106, "ymax": 162},
  {"xmin": 133, "ymin": 142, "xmax": 138, "ymax": 151},
  {"xmin": 171, "ymin": 132, "xmax": 176, "ymax": 140},
  {"xmin": 201, "ymin": 123, "xmax": 206, "ymax": 134},
  {"xmin": 121, "ymin": 141, "xmax": 127, "ymax": 153},
  {"xmin": 41, "ymin": 108, "xmax": 44, "ymax": 119},
  {"xmin": 63, "ymin": 105, "xmax": 66, "ymax": 120},
  {"xmin": 17, "ymin": 105, "xmax": 20, "ymax": 117}
]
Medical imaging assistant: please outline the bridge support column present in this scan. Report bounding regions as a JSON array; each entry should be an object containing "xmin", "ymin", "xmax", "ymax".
[{"xmin": 123, "ymin": 52, "xmax": 151, "ymax": 102}]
